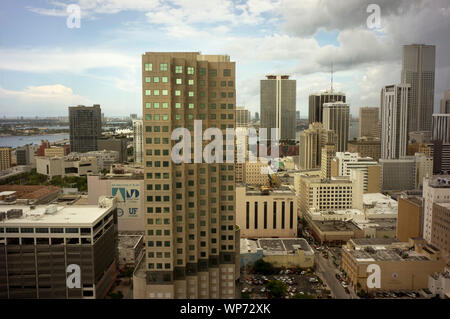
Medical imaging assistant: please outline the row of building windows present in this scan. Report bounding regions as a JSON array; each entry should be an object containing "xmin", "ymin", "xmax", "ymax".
[
  {"xmin": 144, "ymin": 102, "xmax": 234, "ymax": 110},
  {"xmin": 144, "ymin": 63, "xmax": 231, "ymax": 77},
  {"xmin": 1, "ymin": 227, "xmax": 90, "ymax": 234}
]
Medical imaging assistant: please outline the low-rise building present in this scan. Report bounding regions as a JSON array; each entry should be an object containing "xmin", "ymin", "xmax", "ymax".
[
  {"xmin": 70, "ymin": 150, "xmax": 119, "ymax": 171},
  {"xmin": 257, "ymin": 238, "xmax": 314, "ymax": 269},
  {"xmin": 0, "ymin": 185, "xmax": 61, "ymax": 205},
  {"xmin": 240, "ymin": 238, "xmax": 264, "ymax": 268},
  {"xmin": 341, "ymin": 238, "xmax": 446, "ymax": 292},
  {"xmin": 236, "ymin": 184, "xmax": 297, "ymax": 238},
  {"xmin": 118, "ymin": 232, "xmax": 144, "ymax": 270},
  {"xmin": 0, "ymin": 197, "xmax": 118, "ymax": 299},
  {"xmin": 244, "ymin": 161, "xmax": 270, "ymax": 186},
  {"xmin": 36, "ymin": 155, "xmax": 98, "ymax": 178}
]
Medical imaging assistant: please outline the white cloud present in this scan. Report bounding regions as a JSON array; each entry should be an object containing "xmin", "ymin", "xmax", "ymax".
[{"xmin": 0, "ymin": 84, "xmax": 93, "ymax": 116}]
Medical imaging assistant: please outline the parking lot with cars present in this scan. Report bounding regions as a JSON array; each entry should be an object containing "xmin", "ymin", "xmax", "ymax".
[{"xmin": 240, "ymin": 268, "xmax": 330, "ymax": 299}]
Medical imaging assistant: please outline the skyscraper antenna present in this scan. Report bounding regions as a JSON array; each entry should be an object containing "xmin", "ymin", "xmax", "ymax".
[{"xmin": 331, "ymin": 62, "xmax": 334, "ymax": 93}]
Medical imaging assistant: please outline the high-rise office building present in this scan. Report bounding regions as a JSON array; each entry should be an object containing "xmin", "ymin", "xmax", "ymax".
[
  {"xmin": 380, "ymin": 84, "xmax": 411, "ymax": 159},
  {"xmin": 440, "ymin": 91, "xmax": 450, "ymax": 114},
  {"xmin": 432, "ymin": 114, "xmax": 450, "ymax": 144},
  {"xmin": 132, "ymin": 119, "xmax": 144, "ymax": 164},
  {"xmin": 308, "ymin": 90, "xmax": 346, "ymax": 124},
  {"xmin": 69, "ymin": 104, "xmax": 102, "ymax": 153},
  {"xmin": 299, "ymin": 123, "xmax": 337, "ymax": 170},
  {"xmin": 0, "ymin": 147, "xmax": 12, "ymax": 171},
  {"xmin": 254, "ymin": 112, "xmax": 260, "ymax": 122},
  {"xmin": 401, "ymin": 44, "xmax": 436, "ymax": 132},
  {"xmin": 320, "ymin": 144, "xmax": 336, "ymax": 180},
  {"xmin": 260, "ymin": 75, "xmax": 296, "ymax": 141},
  {"xmin": 348, "ymin": 138, "xmax": 381, "ymax": 161},
  {"xmin": 322, "ymin": 101, "xmax": 350, "ymax": 152},
  {"xmin": 236, "ymin": 107, "xmax": 250, "ymax": 128},
  {"xmin": 141, "ymin": 52, "xmax": 237, "ymax": 299},
  {"xmin": 359, "ymin": 107, "xmax": 379, "ymax": 138}
]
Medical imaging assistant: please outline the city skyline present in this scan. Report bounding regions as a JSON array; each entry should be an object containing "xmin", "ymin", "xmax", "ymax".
[{"xmin": 1, "ymin": 0, "xmax": 450, "ymax": 117}]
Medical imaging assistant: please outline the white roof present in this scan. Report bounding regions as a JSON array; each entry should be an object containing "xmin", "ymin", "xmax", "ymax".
[{"xmin": 0, "ymin": 204, "xmax": 112, "ymax": 226}]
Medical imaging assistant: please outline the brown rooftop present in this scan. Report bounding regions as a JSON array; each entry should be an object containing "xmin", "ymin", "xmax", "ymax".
[{"xmin": 0, "ymin": 185, "xmax": 61, "ymax": 200}]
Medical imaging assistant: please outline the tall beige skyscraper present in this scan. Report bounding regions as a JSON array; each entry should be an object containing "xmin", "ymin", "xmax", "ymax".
[
  {"xmin": 299, "ymin": 123, "xmax": 337, "ymax": 170},
  {"xmin": 401, "ymin": 44, "xmax": 436, "ymax": 132},
  {"xmin": 359, "ymin": 107, "xmax": 379, "ymax": 138},
  {"xmin": 260, "ymin": 75, "xmax": 296, "ymax": 141},
  {"xmin": 322, "ymin": 101, "xmax": 350, "ymax": 152},
  {"xmin": 380, "ymin": 84, "xmax": 411, "ymax": 159},
  {"xmin": 236, "ymin": 106, "xmax": 250, "ymax": 128},
  {"xmin": 141, "ymin": 52, "xmax": 237, "ymax": 299},
  {"xmin": 320, "ymin": 143, "xmax": 336, "ymax": 179}
]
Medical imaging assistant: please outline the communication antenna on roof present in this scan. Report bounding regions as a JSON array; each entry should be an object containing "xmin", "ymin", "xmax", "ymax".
[{"xmin": 330, "ymin": 61, "xmax": 334, "ymax": 93}]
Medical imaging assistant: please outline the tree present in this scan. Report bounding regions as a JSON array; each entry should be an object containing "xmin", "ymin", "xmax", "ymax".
[
  {"xmin": 109, "ymin": 291, "xmax": 124, "ymax": 299},
  {"xmin": 266, "ymin": 280, "xmax": 287, "ymax": 299},
  {"xmin": 241, "ymin": 292, "xmax": 250, "ymax": 299},
  {"xmin": 253, "ymin": 259, "xmax": 273, "ymax": 275},
  {"xmin": 292, "ymin": 293, "xmax": 315, "ymax": 299}
]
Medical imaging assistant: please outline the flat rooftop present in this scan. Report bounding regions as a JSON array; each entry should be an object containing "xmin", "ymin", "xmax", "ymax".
[
  {"xmin": 257, "ymin": 238, "xmax": 314, "ymax": 255},
  {"xmin": 351, "ymin": 238, "xmax": 399, "ymax": 246},
  {"xmin": 363, "ymin": 193, "xmax": 398, "ymax": 215},
  {"xmin": 349, "ymin": 248, "xmax": 429, "ymax": 262},
  {"xmin": 0, "ymin": 185, "xmax": 60, "ymax": 200},
  {"xmin": 312, "ymin": 220, "xmax": 361, "ymax": 232},
  {"xmin": 118, "ymin": 233, "xmax": 143, "ymax": 249},
  {"xmin": 241, "ymin": 184, "xmax": 295, "ymax": 196},
  {"xmin": 0, "ymin": 204, "xmax": 112, "ymax": 226},
  {"xmin": 240, "ymin": 238, "xmax": 259, "ymax": 254}
]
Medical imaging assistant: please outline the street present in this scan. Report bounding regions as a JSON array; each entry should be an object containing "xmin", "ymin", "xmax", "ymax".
[{"xmin": 315, "ymin": 252, "xmax": 358, "ymax": 299}]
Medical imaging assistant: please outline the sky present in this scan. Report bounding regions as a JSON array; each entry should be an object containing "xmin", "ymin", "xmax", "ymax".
[{"xmin": 0, "ymin": 0, "xmax": 449, "ymax": 118}]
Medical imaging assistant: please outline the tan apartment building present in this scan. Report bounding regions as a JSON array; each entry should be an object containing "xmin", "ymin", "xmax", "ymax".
[
  {"xmin": 140, "ymin": 52, "xmax": 237, "ymax": 299},
  {"xmin": 299, "ymin": 122, "xmax": 336, "ymax": 170},
  {"xmin": 297, "ymin": 173, "xmax": 354, "ymax": 217},
  {"xmin": 397, "ymin": 196, "xmax": 423, "ymax": 242},
  {"xmin": 244, "ymin": 161, "xmax": 270, "ymax": 186},
  {"xmin": 236, "ymin": 184, "xmax": 297, "ymax": 238},
  {"xmin": 236, "ymin": 106, "xmax": 250, "ymax": 128},
  {"xmin": 348, "ymin": 138, "xmax": 381, "ymax": 161},
  {"xmin": 341, "ymin": 238, "xmax": 446, "ymax": 292},
  {"xmin": 35, "ymin": 156, "xmax": 98, "ymax": 178},
  {"xmin": 0, "ymin": 147, "xmax": 12, "ymax": 171}
]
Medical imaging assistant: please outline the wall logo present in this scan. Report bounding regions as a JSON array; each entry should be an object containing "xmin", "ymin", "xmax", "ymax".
[
  {"xmin": 112, "ymin": 188, "xmax": 140, "ymax": 202},
  {"xmin": 66, "ymin": 264, "xmax": 81, "ymax": 288},
  {"xmin": 366, "ymin": 264, "xmax": 381, "ymax": 289}
]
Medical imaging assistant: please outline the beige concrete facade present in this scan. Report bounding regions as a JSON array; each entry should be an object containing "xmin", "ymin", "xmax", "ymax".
[
  {"xmin": 0, "ymin": 147, "xmax": 12, "ymax": 171},
  {"xmin": 142, "ymin": 52, "xmax": 237, "ymax": 299},
  {"xmin": 397, "ymin": 196, "xmax": 423, "ymax": 242},
  {"xmin": 320, "ymin": 144, "xmax": 336, "ymax": 179},
  {"xmin": 244, "ymin": 161, "xmax": 270, "ymax": 186},
  {"xmin": 236, "ymin": 185, "xmax": 297, "ymax": 238},
  {"xmin": 348, "ymin": 138, "xmax": 381, "ymax": 161},
  {"xmin": 432, "ymin": 202, "xmax": 450, "ymax": 263},
  {"xmin": 299, "ymin": 122, "xmax": 336, "ymax": 170},
  {"xmin": 36, "ymin": 156, "xmax": 98, "ymax": 178},
  {"xmin": 359, "ymin": 107, "xmax": 380, "ymax": 139},
  {"xmin": 44, "ymin": 147, "xmax": 65, "ymax": 157}
]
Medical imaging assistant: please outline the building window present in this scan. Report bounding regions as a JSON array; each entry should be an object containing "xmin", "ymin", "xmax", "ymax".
[
  {"xmin": 223, "ymin": 69, "xmax": 231, "ymax": 76},
  {"xmin": 145, "ymin": 77, "xmax": 151, "ymax": 83},
  {"xmin": 175, "ymin": 66, "xmax": 183, "ymax": 73},
  {"xmin": 160, "ymin": 63, "xmax": 168, "ymax": 71},
  {"xmin": 273, "ymin": 202, "xmax": 277, "ymax": 229},
  {"xmin": 145, "ymin": 90, "xmax": 151, "ymax": 96},
  {"xmin": 145, "ymin": 63, "xmax": 152, "ymax": 71},
  {"xmin": 254, "ymin": 202, "xmax": 258, "ymax": 229},
  {"xmin": 187, "ymin": 67, "xmax": 194, "ymax": 75},
  {"xmin": 264, "ymin": 202, "xmax": 267, "ymax": 229},
  {"xmin": 246, "ymin": 202, "xmax": 249, "ymax": 229},
  {"xmin": 281, "ymin": 202, "xmax": 285, "ymax": 229},
  {"xmin": 162, "ymin": 76, "xmax": 168, "ymax": 83}
]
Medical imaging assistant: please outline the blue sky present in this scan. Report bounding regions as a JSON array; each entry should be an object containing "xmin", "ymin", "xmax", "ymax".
[{"xmin": 1, "ymin": 0, "xmax": 449, "ymax": 117}]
